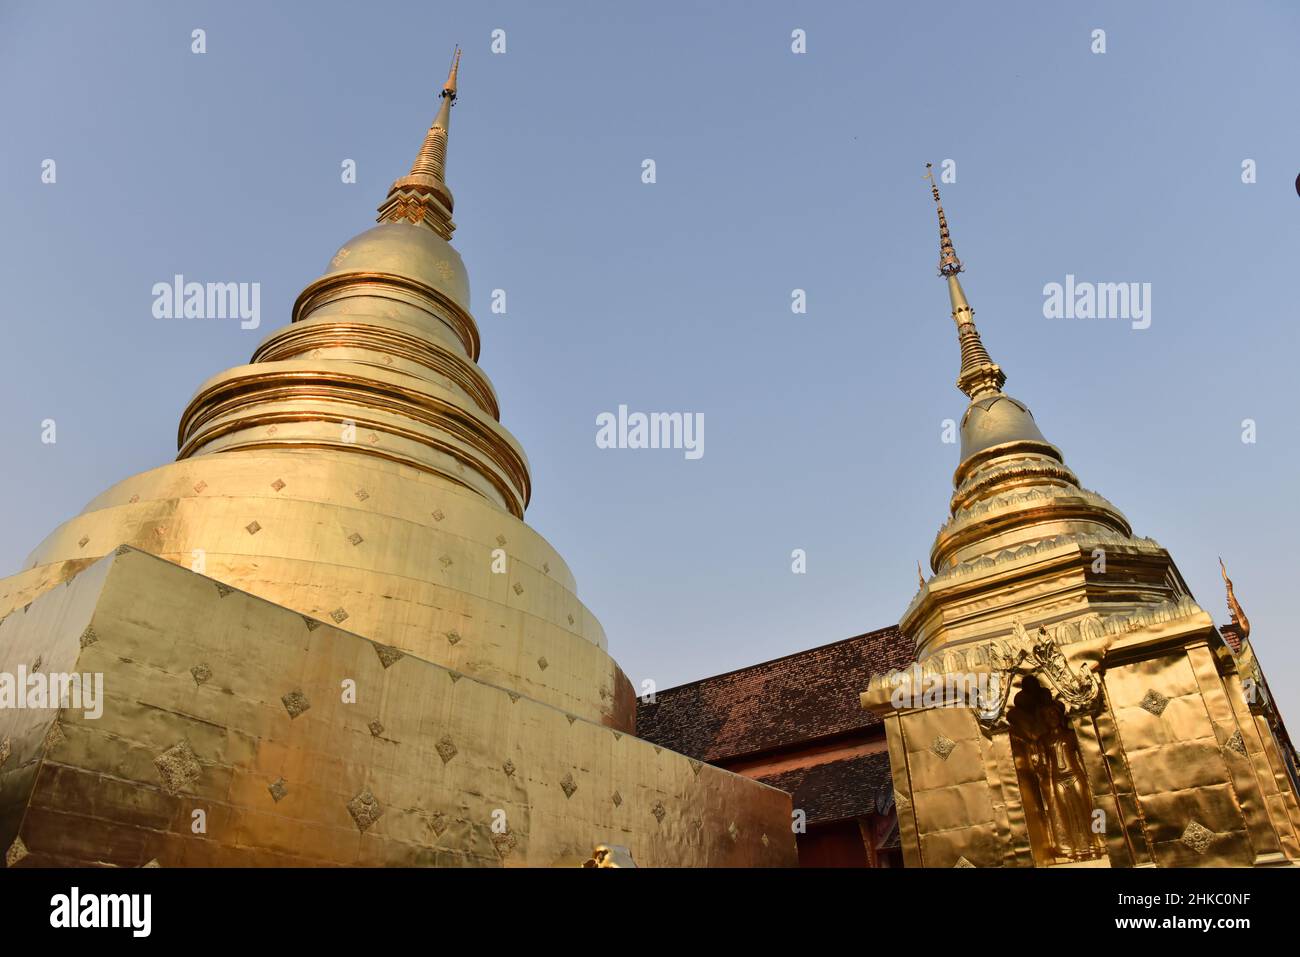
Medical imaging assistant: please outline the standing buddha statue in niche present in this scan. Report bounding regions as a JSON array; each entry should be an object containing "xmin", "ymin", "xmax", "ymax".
[
  {"xmin": 1010, "ymin": 680, "xmax": 1102, "ymax": 864},
  {"xmin": 1027, "ymin": 704, "xmax": 1099, "ymax": 862}
]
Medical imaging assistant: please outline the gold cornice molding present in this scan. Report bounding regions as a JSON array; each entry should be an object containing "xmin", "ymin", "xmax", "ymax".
[
  {"xmin": 253, "ymin": 318, "xmax": 500, "ymax": 419},
  {"xmin": 866, "ymin": 594, "xmax": 1211, "ymax": 714},
  {"xmin": 951, "ymin": 456, "xmax": 1080, "ymax": 509},
  {"xmin": 176, "ymin": 364, "xmax": 531, "ymax": 516},
  {"xmin": 293, "ymin": 270, "xmax": 481, "ymax": 361},
  {"xmin": 904, "ymin": 531, "xmax": 1186, "ymax": 657},
  {"xmin": 952, "ymin": 438, "xmax": 1067, "ymax": 487},
  {"xmin": 932, "ymin": 493, "xmax": 1133, "ymax": 569}
]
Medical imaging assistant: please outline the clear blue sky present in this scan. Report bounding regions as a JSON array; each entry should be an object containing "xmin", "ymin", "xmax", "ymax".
[{"xmin": 2, "ymin": 2, "xmax": 1298, "ymax": 721}]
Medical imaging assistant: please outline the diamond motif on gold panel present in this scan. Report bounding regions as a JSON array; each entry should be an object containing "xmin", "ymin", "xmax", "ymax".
[
  {"xmin": 954, "ymin": 856, "xmax": 976, "ymax": 868},
  {"xmin": 347, "ymin": 789, "xmax": 384, "ymax": 832},
  {"xmin": 245, "ymin": 521, "xmax": 261, "ymax": 535},
  {"xmin": 560, "ymin": 773, "xmax": 578, "ymax": 799},
  {"xmin": 281, "ymin": 690, "xmax": 311, "ymax": 719},
  {"xmin": 1181, "ymin": 821, "xmax": 1214, "ymax": 854},
  {"xmin": 268, "ymin": 777, "xmax": 288, "ymax": 803},
  {"xmin": 373, "ymin": 644, "xmax": 403, "ymax": 668},
  {"xmin": 155, "ymin": 741, "xmax": 202, "ymax": 795},
  {"xmin": 1225, "ymin": 730, "xmax": 1248, "ymax": 757},
  {"xmin": 1140, "ymin": 689, "xmax": 1171, "ymax": 716},
  {"xmin": 492, "ymin": 831, "xmax": 518, "ymax": 858},
  {"xmin": 329, "ymin": 608, "xmax": 348, "ymax": 624},
  {"xmin": 436, "ymin": 735, "xmax": 458, "ymax": 764},
  {"xmin": 6, "ymin": 837, "xmax": 29, "ymax": 867},
  {"xmin": 651, "ymin": 800, "xmax": 667, "ymax": 824},
  {"xmin": 931, "ymin": 735, "xmax": 956, "ymax": 760},
  {"xmin": 190, "ymin": 663, "xmax": 212, "ymax": 687},
  {"xmin": 44, "ymin": 723, "xmax": 64, "ymax": 750}
]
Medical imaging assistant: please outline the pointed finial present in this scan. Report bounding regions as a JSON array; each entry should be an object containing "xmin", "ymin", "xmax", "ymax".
[
  {"xmin": 917, "ymin": 561, "xmax": 926, "ymax": 588},
  {"xmin": 442, "ymin": 46, "xmax": 461, "ymax": 100},
  {"xmin": 925, "ymin": 163, "xmax": 963, "ymax": 277},
  {"xmin": 376, "ymin": 49, "xmax": 462, "ymax": 239},
  {"xmin": 1219, "ymin": 557, "xmax": 1251, "ymax": 639},
  {"xmin": 923, "ymin": 163, "xmax": 1006, "ymax": 400}
]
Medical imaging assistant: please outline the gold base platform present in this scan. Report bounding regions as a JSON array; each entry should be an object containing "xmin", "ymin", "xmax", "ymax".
[{"xmin": 0, "ymin": 548, "xmax": 796, "ymax": 867}]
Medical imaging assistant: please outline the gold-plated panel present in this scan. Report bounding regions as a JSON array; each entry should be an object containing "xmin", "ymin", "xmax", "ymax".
[
  {"xmin": 1, "ymin": 550, "xmax": 797, "ymax": 867},
  {"xmin": 883, "ymin": 713, "xmax": 923, "ymax": 867},
  {"xmin": 1185, "ymin": 643, "xmax": 1282, "ymax": 861},
  {"xmin": 1104, "ymin": 654, "xmax": 1254, "ymax": 866}
]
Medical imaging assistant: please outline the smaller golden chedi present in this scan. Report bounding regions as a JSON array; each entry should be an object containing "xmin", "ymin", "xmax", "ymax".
[{"xmin": 859, "ymin": 166, "xmax": 1300, "ymax": 868}]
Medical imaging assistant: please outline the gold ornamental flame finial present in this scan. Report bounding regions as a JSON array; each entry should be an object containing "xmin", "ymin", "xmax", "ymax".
[
  {"xmin": 917, "ymin": 561, "xmax": 926, "ymax": 588},
  {"xmin": 925, "ymin": 163, "xmax": 963, "ymax": 277},
  {"xmin": 376, "ymin": 48, "xmax": 462, "ymax": 239},
  {"xmin": 442, "ymin": 45, "xmax": 461, "ymax": 100},
  {"xmin": 924, "ymin": 163, "xmax": 1006, "ymax": 400},
  {"xmin": 1219, "ymin": 557, "xmax": 1251, "ymax": 639}
]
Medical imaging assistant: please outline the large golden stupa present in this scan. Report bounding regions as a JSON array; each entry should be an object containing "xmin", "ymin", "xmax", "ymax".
[
  {"xmin": 0, "ymin": 55, "xmax": 796, "ymax": 867},
  {"xmin": 860, "ymin": 168, "xmax": 1300, "ymax": 867}
]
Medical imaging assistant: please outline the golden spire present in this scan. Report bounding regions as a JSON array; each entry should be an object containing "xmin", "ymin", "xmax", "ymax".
[
  {"xmin": 1219, "ymin": 558, "xmax": 1251, "ymax": 639},
  {"xmin": 924, "ymin": 164, "xmax": 1006, "ymax": 400},
  {"xmin": 376, "ymin": 48, "xmax": 462, "ymax": 239},
  {"xmin": 409, "ymin": 47, "xmax": 460, "ymax": 180},
  {"xmin": 917, "ymin": 561, "xmax": 926, "ymax": 588}
]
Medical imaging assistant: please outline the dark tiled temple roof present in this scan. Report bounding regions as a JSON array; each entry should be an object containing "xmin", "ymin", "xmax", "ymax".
[
  {"xmin": 635, "ymin": 625, "xmax": 914, "ymax": 764},
  {"xmin": 755, "ymin": 751, "xmax": 893, "ymax": 825}
]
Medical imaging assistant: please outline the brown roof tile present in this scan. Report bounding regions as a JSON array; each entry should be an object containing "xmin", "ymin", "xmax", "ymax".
[
  {"xmin": 756, "ymin": 751, "xmax": 893, "ymax": 825},
  {"xmin": 635, "ymin": 625, "xmax": 914, "ymax": 763}
]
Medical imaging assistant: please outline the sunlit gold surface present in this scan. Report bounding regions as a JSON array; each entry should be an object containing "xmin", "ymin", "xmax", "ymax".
[
  {"xmin": 0, "ymin": 61, "xmax": 799, "ymax": 867},
  {"xmin": 1, "ymin": 549, "xmax": 794, "ymax": 866},
  {"xmin": 859, "ymin": 175, "xmax": 1300, "ymax": 867}
]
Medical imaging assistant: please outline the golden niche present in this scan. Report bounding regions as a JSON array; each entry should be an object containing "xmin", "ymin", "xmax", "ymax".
[{"xmin": 1008, "ymin": 678, "xmax": 1105, "ymax": 865}]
